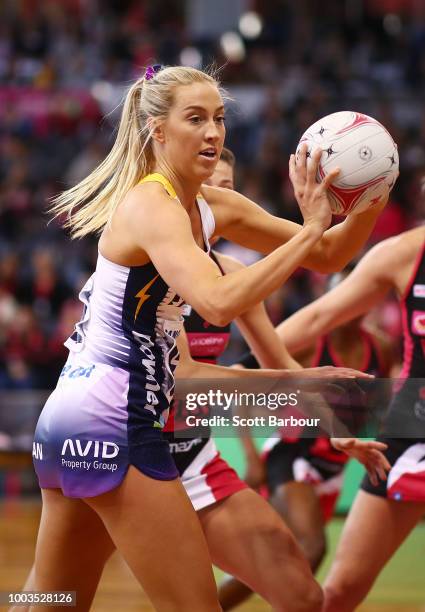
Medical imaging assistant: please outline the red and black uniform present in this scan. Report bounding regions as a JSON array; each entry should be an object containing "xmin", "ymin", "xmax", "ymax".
[
  {"xmin": 362, "ymin": 241, "xmax": 425, "ymax": 501},
  {"xmin": 262, "ymin": 329, "xmax": 385, "ymax": 521},
  {"xmin": 163, "ymin": 251, "xmax": 247, "ymax": 510}
]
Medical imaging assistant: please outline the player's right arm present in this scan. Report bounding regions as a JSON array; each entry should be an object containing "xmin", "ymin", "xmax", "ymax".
[
  {"xmin": 276, "ymin": 237, "xmax": 399, "ymax": 353},
  {"xmin": 124, "ymin": 182, "xmax": 329, "ymax": 327}
]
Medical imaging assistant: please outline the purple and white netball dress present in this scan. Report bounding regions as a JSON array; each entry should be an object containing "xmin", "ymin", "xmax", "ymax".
[{"xmin": 33, "ymin": 173, "xmax": 215, "ymax": 498}]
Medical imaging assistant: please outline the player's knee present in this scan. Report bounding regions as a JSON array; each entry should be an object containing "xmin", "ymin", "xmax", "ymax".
[
  {"xmin": 270, "ymin": 558, "xmax": 323, "ymax": 612},
  {"xmin": 323, "ymin": 581, "xmax": 352, "ymax": 611},
  {"xmin": 257, "ymin": 518, "xmax": 302, "ymax": 561},
  {"xmin": 324, "ymin": 570, "xmax": 368, "ymax": 611}
]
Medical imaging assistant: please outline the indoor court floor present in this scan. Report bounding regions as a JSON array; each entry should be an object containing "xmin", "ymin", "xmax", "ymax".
[{"xmin": 1, "ymin": 499, "xmax": 424, "ymax": 611}]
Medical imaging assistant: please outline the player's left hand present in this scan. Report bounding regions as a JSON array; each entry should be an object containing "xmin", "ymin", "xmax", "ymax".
[
  {"xmin": 300, "ymin": 365, "xmax": 374, "ymax": 379},
  {"xmin": 330, "ymin": 438, "xmax": 391, "ymax": 486}
]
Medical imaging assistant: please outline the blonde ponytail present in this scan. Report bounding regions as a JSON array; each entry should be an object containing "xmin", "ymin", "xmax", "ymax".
[{"xmin": 50, "ymin": 66, "xmax": 221, "ymax": 238}]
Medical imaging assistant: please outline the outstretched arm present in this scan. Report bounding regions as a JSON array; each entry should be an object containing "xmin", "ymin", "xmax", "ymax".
[
  {"xmin": 175, "ymin": 326, "xmax": 389, "ymax": 486},
  {"xmin": 275, "ymin": 237, "xmax": 396, "ymax": 354}
]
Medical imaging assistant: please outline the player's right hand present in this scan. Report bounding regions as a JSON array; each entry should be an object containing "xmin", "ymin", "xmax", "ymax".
[
  {"xmin": 331, "ymin": 438, "xmax": 390, "ymax": 485},
  {"xmin": 289, "ymin": 144, "xmax": 339, "ymax": 233}
]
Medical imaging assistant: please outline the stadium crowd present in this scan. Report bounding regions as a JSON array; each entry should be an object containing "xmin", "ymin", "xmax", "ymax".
[{"xmin": 0, "ymin": 0, "xmax": 423, "ymax": 386}]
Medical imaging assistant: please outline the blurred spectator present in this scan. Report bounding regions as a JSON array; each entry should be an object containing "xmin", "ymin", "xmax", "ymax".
[
  {"xmin": 0, "ymin": 305, "xmax": 46, "ymax": 389},
  {"xmin": 0, "ymin": 252, "xmax": 19, "ymax": 295},
  {"xmin": 16, "ymin": 248, "xmax": 73, "ymax": 330},
  {"xmin": 65, "ymin": 138, "xmax": 107, "ymax": 186}
]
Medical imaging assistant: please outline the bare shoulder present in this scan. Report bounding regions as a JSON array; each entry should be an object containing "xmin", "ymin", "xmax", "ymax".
[
  {"xmin": 365, "ymin": 226, "xmax": 425, "ymax": 293},
  {"xmin": 386, "ymin": 226, "xmax": 424, "ymax": 256},
  {"xmin": 365, "ymin": 228, "xmax": 423, "ymax": 272},
  {"xmin": 101, "ymin": 182, "xmax": 190, "ymax": 265},
  {"xmin": 212, "ymin": 250, "xmax": 246, "ymax": 273},
  {"xmin": 389, "ymin": 226, "xmax": 423, "ymax": 267},
  {"xmin": 119, "ymin": 182, "xmax": 185, "ymax": 226}
]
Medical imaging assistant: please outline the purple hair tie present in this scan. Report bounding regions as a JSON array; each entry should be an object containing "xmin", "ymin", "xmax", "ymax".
[{"xmin": 145, "ymin": 64, "xmax": 162, "ymax": 81}]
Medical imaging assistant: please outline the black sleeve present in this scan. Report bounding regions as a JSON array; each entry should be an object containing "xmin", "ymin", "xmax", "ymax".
[{"xmin": 237, "ymin": 351, "xmax": 260, "ymax": 369}]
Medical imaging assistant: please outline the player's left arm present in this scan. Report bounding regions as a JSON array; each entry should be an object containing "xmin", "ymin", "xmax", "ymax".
[
  {"xmin": 174, "ymin": 329, "xmax": 296, "ymax": 380},
  {"xmin": 205, "ymin": 180, "xmax": 390, "ymax": 275}
]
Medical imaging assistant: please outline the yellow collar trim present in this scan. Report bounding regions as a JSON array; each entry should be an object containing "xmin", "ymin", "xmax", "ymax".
[
  {"xmin": 140, "ymin": 172, "xmax": 203, "ymax": 201},
  {"xmin": 139, "ymin": 173, "xmax": 177, "ymax": 199}
]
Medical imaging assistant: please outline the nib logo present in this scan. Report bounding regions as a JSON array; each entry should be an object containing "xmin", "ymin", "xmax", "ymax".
[{"xmin": 61, "ymin": 439, "xmax": 119, "ymax": 459}]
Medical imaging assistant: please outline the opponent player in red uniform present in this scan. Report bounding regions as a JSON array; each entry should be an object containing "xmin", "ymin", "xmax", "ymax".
[
  {"xmin": 218, "ymin": 265, "xmax": 392, "ymax": 610},
  {"xmin": 276, "ymin": 225, "xmax": 425, "ymax": 611}
]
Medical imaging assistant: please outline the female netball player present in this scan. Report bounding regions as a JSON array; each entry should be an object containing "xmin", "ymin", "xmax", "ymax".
[
  {"xmin": 276, "ymin": 225, "xmax": 425, "ymax": 611},
  {"xmin": 246, "ymin": 265, "xmax": 392, "ymax": 555},
  {"xmin": 262, "ymin": 280, "xmax": 392, "ymax": 565},
  {"xmin": 29, "ymin": 65, "xmax": 390, "ymax": 611},
  {"xmin": 175, "ymin": 297, "xmax": 391, "ymax": 612}
]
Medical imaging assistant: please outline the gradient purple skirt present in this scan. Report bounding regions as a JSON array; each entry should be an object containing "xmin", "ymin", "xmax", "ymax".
[{"xmin": 33, "ymin": 358, "xmax": 178, "ymax": 498}]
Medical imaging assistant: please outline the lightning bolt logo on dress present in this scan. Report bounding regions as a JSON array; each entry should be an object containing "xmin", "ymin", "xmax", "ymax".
[{"xmin": 134, "ymin": 274, "xmax": 159, "ymax": 321}]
